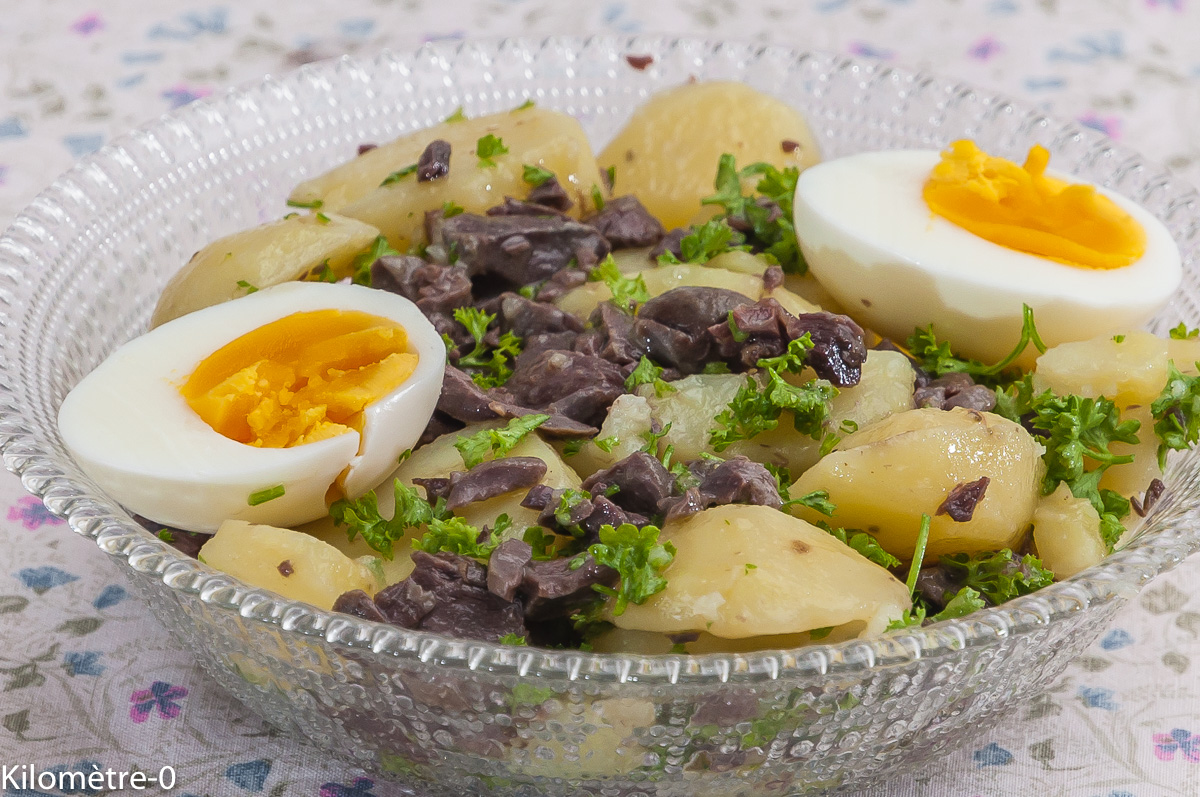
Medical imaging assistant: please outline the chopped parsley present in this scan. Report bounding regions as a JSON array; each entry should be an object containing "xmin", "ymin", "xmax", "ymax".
[
  {"xmin": 583, "ymin": 523, "xmax": 676, "ymax": 616},
  {"xmin": 286, "ymin": 198, "xmax": 323, "ymax": 209},
  {"xmin": 699, "ymin": 154, "xmax": 804, "ymax": 273},
  {"xmin": 476, "ymin": 134, "xmax": 509, "ymax": 167},
  {"xmin": 498, "ymin": 633, "xmax": 527, "ymax": 645},
  {"xmin": 522, "ymin": 164, "xmax": 554, "ymax": 187},
  {"xmin": 452, "ymin": 306, "xmax": 524, "ymax": 388},
  {"xmin": 756, "ymin": 333, "xmax": 815, "ymax": 374},
  {"xmin": 907, "ymin": 304, "xmax": 1047, "ymax": 386},
  {"xmin": 413, "ymin": 514, "xmax": 503, "ymax": 560},
  {"xmin": 236, "ymin": 279, "xmax": 258, "ymax": 294},
  {"xmin": 330, "ymin": 480, "xmax": 451, "ymax": 559},
  {"xmin": 595, "ymin": 436, "xmax": 620, "ymax": 453},
  {"xmin": 552, "ymin": 488, "xmax": 593, "ymax": 538},
  {"xmin": 995, "ymin": 378, "xmax": 1138, "ymax": 550},
  {"xmin": 315, "ymin": 211, "xmax": 331, "ymax": 224},
  {"xmin": 708, "ymin": 371, "xmax": 836, "ymax": 451},
  {"xmin": 744, "ymin": 563, "xmax": 758, "ymax": 574},
  {"xmin": 523, "ymin": 526, "xmax": 557, "ymax": 560},
  {"xmin": 442, "ymin": 200, "xmax": 465, "ymax": 218},
  {"xmin": 809, "ymin": 626, "xmax": 832, "ymax": 640},
  {"xmin": 1169, "ymin": 323, "xmax": 1199, "ymax": 340},
  {"xmin": 156, "ymin": 529, "xmax": 175, "ymax": 543},
  {"xmin": 349, "ymin": 235, "xmax": 401, "ymax": 286},
  {"xmin": 1112, "ymin": 334, "xmax": 1126, "ymax": 343},
  {"xmin": 248, "ymin": 484, "xmax": 284, "ymax": 506},
  {"xmin": 591, "ymin": 184, "xmax": 605, "ymax": 212},
  {"xmin": 589, "ymin": 254, "xmax": 650, "ymax": 312},
  {"xmin": 939, "ymin": 549, "xmax": 1055, "ymax": 605},
  {"xmin": 624, "ymin": 356, "xmax": 675, "ymax": 397},
  {"xmin": 512, "ymin": 99, "xmax": 535, "ymax": 112},
  {"xmin": 314, "ymin": 261, "xmax": 337, "ymax": 283},
  {"xmin": 658, "ymin": 218, "xmax": 747, "ymax": 265},
  {"xmin": 786, "ymin": 489, "xmax": 836, "ymax": 517},
  {"xmin": 380, "ymin": 163, "xmax": 419, "ymax": 186},
  {"xmin": 824, "ymin": 524, "xmax": 901, "ymax": 569},
  {"xmin": 444, "ymin": 106, "xmax": 467, "ymax": 123},
  {"xmin": 1152, "ymin": 361, "xmax": 1200, "ymax": 469},
  {"xmin": 454, "ymin": 414, "xmax": 550, "ymax": 469}
]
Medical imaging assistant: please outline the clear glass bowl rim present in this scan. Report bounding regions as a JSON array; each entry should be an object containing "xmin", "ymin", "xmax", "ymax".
[{"xmin": 1, "ymin": 34, "xmax": 1198, "ymax": 688}]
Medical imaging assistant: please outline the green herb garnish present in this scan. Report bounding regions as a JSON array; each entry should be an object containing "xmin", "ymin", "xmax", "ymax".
[
  {"xmin": 349, "ymin": 235, "xmax": 401, "ymax": 286},
  {"xmin": 624, "ymin": 356, "xmax": 675, "ymax": 397},
  {"xmin": 522, "ymin": 164, "xmax": 554, "ymax": 187},
  {"xmin": 380, "ymin": 163, "xmax": 419, "ymax": 186},
  {"xmin": 454, "ymin": 414, "xmax": 550, "ymax": 469},
  {"xmin": 444, "ymin": 106, "xmax": 467, "ymax": 123},
  {"xmin": 589, "ymin": 254, "xmax": 649, "ymax": 312},
  {"xmin": 248, "ymin": 485, "xmax": 284, "ymax": 506},
  {"xmin": 907, "ymin": 304, "xmax": 1047, "ymax": 386},
  {"xmin": 583, "ymin": 523, "xmax": 676, "ymax": 616},
  {"xmin": 452, "ymin": 306, "xmax": 524, "ymax": 388},
  {"xmin": 236, "ymin": 279, "xmax": 258, "ymax": 294},
  {"xmin": 476, "ymin": 134, "xmax": 509, "ymax": 167},
  {"xmin": 939, "ymin": 549, "xmax": 1055, "ymax": 605},
  {"xmin": 286, "ymin": 198, "xmax": 323, "ymax": 209}
]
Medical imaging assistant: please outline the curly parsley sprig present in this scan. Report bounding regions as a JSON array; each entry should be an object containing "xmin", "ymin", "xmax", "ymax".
[
  {"xmin": 452, "ymin": 306, "xmax": 524, "ymax": 389},
  {"xmin": 581, "ymin": 522, "xmax": 676, "ymax": 616},
  {"xmin": 907, "ymin": 304, "xmax": 1047, "ymax": 387},
  {"xmin": 708, "ymin": 370, "xmax": 836, "ymax": 451}
]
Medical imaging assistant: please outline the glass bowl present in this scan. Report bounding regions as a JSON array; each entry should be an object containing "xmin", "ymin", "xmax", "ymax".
[{"xmin": 2, "ymin": 36, "xmax": 1199, "ymax": 796}]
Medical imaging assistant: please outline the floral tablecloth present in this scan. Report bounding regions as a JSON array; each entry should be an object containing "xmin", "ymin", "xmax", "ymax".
[{"xmin": 2, "ymin": 1, "xmax": 1200, "ymax": 795}]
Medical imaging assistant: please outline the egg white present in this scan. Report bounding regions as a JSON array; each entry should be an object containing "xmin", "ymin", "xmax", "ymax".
[
  {"xmin": 57, "ymin": 282, "xmax": 446, "ymax": 532},
  {"xmin": 792, "ymin": 150, "xmax": 1182, "ymax": 363}
]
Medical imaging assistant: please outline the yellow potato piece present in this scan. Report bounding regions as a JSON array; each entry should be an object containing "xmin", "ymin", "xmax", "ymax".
[
  {"xmin": 613, "ymin": 505, "xmax": 910, "ymax": 639},
  {"xmin": 598, "ymin": 81, "xmax": 820, "ymax": 230},
  {"xmin": 1033, "ymin": 331, "xmax": 1169, "ymax": 408},
  {"xmin": 151, "ymin": 212, "xmax": 380, "ymax": 327},
  {"xmin": 200, "ymin": 519, "xmax": 379, "ymax": 610},
  {"xmin": 1098, "ymin": 404, "xmax": 1162, "ymax": 499},
  {"xmin": 790, "ymin": 408, "xmax": 1044, "ymax": 560},
  {"xmin": 292, "ymin": 108, "xmax": 602, "ymax": 247},
  {"xmin": 555, "ymin": 261, "xmax": 820, "ymax": 322},
  {"xmin": 1032, "ymin": 483, "xmax": 1107, "ymax": 578}
]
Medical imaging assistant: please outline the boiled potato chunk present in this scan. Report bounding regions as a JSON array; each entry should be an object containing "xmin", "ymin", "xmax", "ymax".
[
  {"xmin": 200, "ymin": 519, "xmax": 380, "ymax": 610},
  {"xmin": 790, "ymin": 408, "xmax": 1044, "ymax": 559},
  {"xmin": 560, "ymin": 393, "xmax": 653, "ymax": 478},
  {"xmin": 1098, "ymin": 405, "xmax": 1162, "ymax": 498},
  {"xmin": 597, "ymin": 81, "xmax": 820, "ymax": 230},
  {"xmin": 1033, "ymin": 331, "xmax": 1169, "ymax": 408},
  {"xmin": 613, "ymin": 505, "xmax": 910, "ymax": 638},
  {"xmin": 294, "ymin": 108, "xmax": 601, "ymax": 247},
  {"xmin": 302, "ymin": 518, "xmax": 418, "ymax": 587},
  {"xmin": 150, "ymin": 212, "xmax": 380, "ymax": 327},
  {"xmin": 555, "ymin": 262, "xmax": 782, "ymax": 321},
  {"xmin": 1032, "ymin": 483, "xmax": 1107, "ymax": 578}
]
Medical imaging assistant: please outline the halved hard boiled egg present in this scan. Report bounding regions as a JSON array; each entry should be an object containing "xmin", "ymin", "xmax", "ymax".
[
  {"xmin": 57, "ymin": 282, "xmax": 446, "ymax": 532},
  {"xmin": 793, "ymin": 141, "xmax": 1182, "ymax": 363}
]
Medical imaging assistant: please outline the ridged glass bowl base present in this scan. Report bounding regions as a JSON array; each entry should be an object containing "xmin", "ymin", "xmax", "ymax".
[{"xmin": 1, "ymin": 36, "xmax": 1199, "ymax": 796}]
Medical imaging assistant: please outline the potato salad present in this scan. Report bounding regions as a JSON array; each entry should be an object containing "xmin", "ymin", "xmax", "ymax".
[{"xmin": 56, "ymin": 79, "xmax": 1198, "ymax": 654}]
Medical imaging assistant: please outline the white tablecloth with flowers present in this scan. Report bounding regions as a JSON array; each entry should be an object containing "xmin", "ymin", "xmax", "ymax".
[{"xmin": 2, "ymin": 1, "xmax": 1200, "ymax": 795}]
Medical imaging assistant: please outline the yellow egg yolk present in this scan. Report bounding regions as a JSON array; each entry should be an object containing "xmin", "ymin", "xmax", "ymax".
[
  {"xmin": 181, "ymin": 309, "xmax": 418, "ymax": 448},
  {"xmin": 922, "ymin": 140, "xmax": 1146, "ymax": 269}
]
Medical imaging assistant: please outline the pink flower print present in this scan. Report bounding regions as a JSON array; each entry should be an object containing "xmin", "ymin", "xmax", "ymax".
[
  {"xmin": 130, "ymin": 681, "xmax": 188, "ymax": 723},
  {"xmin": 968, "ymin": 36, "xmax": 1003, "ymax": 60},
  {"xmin": 1078, "ymin": 112, "xmax": 1122, "ymax": 140},
  {"xmin": 8, "ymin": 496, "xmax": 65, "ymax": 530},
  {"xmin": 1154, "ymin": 729, "xmax": 1200, "ymax": 762},
  {"xmin": 162, "ymin": 84, "xmax": 212, "ymax": 109},
  {"xmin": 71, "ymin": 14, "xmax": 104, "ymax": 35}
]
